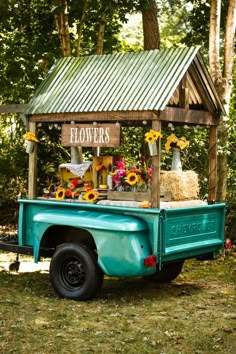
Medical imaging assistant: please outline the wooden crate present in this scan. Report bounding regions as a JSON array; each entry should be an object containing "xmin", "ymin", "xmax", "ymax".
[
  {"xmin": 59, "ymin": 164, "xmax": 92, "ymax": 185},
  {"xmin": 107, "ymin": 190, "xmax": 171, "ymax": 202}
]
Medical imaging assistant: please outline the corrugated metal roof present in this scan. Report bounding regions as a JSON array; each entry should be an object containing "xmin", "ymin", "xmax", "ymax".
[{"xmin": 23, "ymin": 47, "xmax": 223, "ymax": 116}]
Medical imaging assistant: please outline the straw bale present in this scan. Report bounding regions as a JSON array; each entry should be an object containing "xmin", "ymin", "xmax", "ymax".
[{"xmin": 160, "ymin": 170, "xmax": 200, "ymax": 201}]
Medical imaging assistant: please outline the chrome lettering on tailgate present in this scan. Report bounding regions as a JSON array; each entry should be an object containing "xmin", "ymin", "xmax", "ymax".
[{"xmin": 171, "ymin": 220, "xmax": 215, "ymax": 237}]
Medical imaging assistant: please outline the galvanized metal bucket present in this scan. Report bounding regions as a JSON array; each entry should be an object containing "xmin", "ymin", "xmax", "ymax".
[
  {"xmin": 148, "ymin": 142, "xmax": 158, "ymax": 156},
  {"xmin": 26, "ymin": 140, "xmax": 35, "ymax": 154}
]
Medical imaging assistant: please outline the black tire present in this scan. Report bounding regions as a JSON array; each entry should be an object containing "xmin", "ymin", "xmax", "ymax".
[
  {"xmin": 148, "ymin": 261, "xmax": 184, "ymax": 283},
  {"xmin": 49, "ymin": 243, "xmax": 104, "ymax": 300}
]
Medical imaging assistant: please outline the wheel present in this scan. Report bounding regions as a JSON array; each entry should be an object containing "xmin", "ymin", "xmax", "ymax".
[
  {"xmin": 148, "ymin": 261, "xmax": 184, "ymax": 283},
  {"xmin": 49, "ymin": 243, "xmax": 104, "ymax": 300}
]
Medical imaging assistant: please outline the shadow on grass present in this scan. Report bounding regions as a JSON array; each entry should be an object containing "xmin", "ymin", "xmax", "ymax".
[{"xmin": 0, "ymin": 269, "xmax": 203, "ymax": 302}]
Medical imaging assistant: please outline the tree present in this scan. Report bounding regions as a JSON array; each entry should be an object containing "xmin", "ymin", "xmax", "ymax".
[
  {"xmin": 142, "ymin": 0, "xmax": 160, "ymax": 49},
  {"xmin": 209, "ymin": 0, "xmax": 236, "ymax": 201}
]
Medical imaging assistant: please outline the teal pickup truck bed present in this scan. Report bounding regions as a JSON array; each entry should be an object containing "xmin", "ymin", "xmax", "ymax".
[{"xmin": 0, "ymin": 199, "xmax": 226, "ymax": 300}]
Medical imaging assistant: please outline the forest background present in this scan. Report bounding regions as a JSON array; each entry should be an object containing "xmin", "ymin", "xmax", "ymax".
[{"xmin": 0, "ymin": 0, "xmax": 235, "ymax": 242}]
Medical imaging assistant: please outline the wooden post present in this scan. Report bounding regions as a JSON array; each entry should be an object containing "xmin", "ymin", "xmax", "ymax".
[
  {"xmin": 208, "ymin": 125, "xmax": 217, "ymax": 202},
  {"xmin": 151, "ymin": 117, "xmax": 161, "ymax": 208},
  {"xmin": 179, "ymin": 74, "xmax": 189, "ymax": 109},
  {"xmin": 28, "ymin": 122, "xmax": 38, "ymax": 199}
]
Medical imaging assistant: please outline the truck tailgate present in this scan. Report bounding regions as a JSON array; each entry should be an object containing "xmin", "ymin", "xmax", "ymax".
[{"xmin": 160, "ymin": 203, "xmax": 226, "ymax": 261}]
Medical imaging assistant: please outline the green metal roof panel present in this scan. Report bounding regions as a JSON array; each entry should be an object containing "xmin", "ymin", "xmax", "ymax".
[{"xmin": 24, "ymin": 47, "xmax": 209, "ymax": 115}]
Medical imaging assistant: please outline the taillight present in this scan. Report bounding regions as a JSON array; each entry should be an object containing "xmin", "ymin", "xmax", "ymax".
[
  {"xmin": 225, "ymin": 238, "xmax": 232, "ymax": 250},
  {"xmin": 144, "ymin": 254, "xmax": 157, "ymax": 267}
]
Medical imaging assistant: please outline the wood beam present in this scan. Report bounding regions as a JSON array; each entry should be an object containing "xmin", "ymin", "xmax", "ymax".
[
  {"xmin": 29, "ymin": 110, "xmax": 157, "ymax": 123},
  {"xmin": 151, "ymin": 114, "xmax": 161, "ymax": 208},
  {"xmin": 28, "ymin": 122, "xmax": 37, "ymax": 199},
  {"xmin": 179, "ymin": 74, "xmax": 189, "ymax": 109},
  {"xmin": 159, "ymin": 107, "xmax": 217, "ymax": 125},
  {"xmin": 208, "ymin": 126, "xmax": 217, "ymax": 202},
  {"xmin": 28, "ymin": 107, "xmax": 218, "ymax": 126},
  {"xmin": 0, "ymin": 104, "xmax": 27, "ymax": 113}
]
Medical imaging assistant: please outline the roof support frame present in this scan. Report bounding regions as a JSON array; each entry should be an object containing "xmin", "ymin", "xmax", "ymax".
[{"xmin": 27, "ymin": 107, "xmax": 217, "ymax": 126}]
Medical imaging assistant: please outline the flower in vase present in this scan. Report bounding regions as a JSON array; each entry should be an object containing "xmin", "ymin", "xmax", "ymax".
[
  {"xmin": 165, "ymin": 134, "xmax": 189, "ymax": 150},
  {"xmin": 126, "ymin": 172, "xmax": 139, "ymax": 186},
  {"xmin": 23, "ymin": 131, "xmax": 39, "ymax": 143},
  {"xmin": 96, "ymin": 165, "xmax": 107, "ymax": 171},
  {"xmin": 145, "ymin": 129, "xmax": 162, "ymax": 143}
]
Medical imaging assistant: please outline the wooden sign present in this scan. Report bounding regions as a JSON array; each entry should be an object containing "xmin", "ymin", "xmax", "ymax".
[{"xmin": 61, "ymin": 124, "xmax": 120, "ymax": 147}]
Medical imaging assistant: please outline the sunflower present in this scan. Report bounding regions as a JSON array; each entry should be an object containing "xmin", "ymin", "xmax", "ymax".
[
  {"xmin": 145, "ymin": 132, "xmax": 155, "ymax": 143},
  {"xmin": 55, "ymin": 188, "xmax": 65, "ymax": 200},
  {"xmin": 165, "ymin": 134, "xmax": 189, "ymax": 150},
  {"xmin": 165, "ymin": 133, "xmax": 179, "ymax": 150},
  {"xmin": 177, "ymin": 137, "xmax": 189, "ymax": 150},
  {"xmin": 23, "ymin": 131, "xmax": 39, "ymax": 143},
  {"xmin": 145, "ymin": 129, "xmax": 162, "ymax": 143},
  {"xmin": 126, "ymin": 172, "xmax": 139, "ymax": 186},
  {"xmin": 83, "ymin": 190, "xmax": 99, "ymax": 202}
]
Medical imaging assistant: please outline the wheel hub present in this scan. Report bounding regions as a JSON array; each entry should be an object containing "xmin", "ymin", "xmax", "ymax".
[{"xmin": 62, "ymin": 258, "xmax": 85, "ymax": 288}]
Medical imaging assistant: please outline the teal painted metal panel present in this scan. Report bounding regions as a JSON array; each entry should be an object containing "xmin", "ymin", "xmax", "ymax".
[
  {"xmin": 24, "ymin": 47, "xmax": 209, "ymax": 115},
  {"xmin": 33, "ymin": 209, "xmax": 147, "ymax": 231},
  {"xmin": 160, "ymin": 203, "xmax": 226, "ymax": 261}
]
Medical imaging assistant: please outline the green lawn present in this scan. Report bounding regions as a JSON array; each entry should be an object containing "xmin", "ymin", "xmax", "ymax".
[{"xmin": 0, "ymin": 251, "xmax": 235, "ymax": 354}]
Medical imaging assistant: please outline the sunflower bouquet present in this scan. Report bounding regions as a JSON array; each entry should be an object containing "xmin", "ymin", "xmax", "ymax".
[
  {"xmin": 55, "ymin": 179, "xmax": 99, "ymax": 202},
  {"xmin": 23, "ymin": 131, "xmax": 39, "ymax": 143},
  {"xmin": 165, "ymin": 134, "xmax": 189, "ymax": 150},
  {"xmin": 145, "ymin": 129, "xmax": 162, "ymax": 144}
]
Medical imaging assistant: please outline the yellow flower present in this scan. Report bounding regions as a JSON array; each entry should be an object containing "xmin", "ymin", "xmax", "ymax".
[
  {"xmin": 145, "ymin": 129, "xmax": 162, "ymax": 143},
  {"xmin": 83, "ymin": 190, "xmax": 99, "ymax": 202},
  {"xmin": 165, "ymin": 134, "xmax": 189, "ymax": 150},
  {"xmin": 23, "ymin": 131, "xmax": 39, "ymax": 143},
  {"xmin": 177, "ymin": 137, "xmax": 189, "ymax": 150},
  {"xmin": 56, "ymin": 188, "xmax": 65, "ymax": 200},
  {"xmin": 145, "ymin": 132, "xmax": 155, "ymax": 143},
  {"xmin": 126, "ymin": 172, "xmax": 139, "ymax": 186}
]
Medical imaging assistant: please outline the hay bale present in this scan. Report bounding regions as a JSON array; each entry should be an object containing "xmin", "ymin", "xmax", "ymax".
[{"xmin": 160, "ymin": 170, "xmax": 200, "ymax": 201}]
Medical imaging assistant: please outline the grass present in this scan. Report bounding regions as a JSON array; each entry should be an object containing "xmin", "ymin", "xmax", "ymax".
[{"xmin": 0, "ymin": 251, "xmax": 235, "ymax": 354}]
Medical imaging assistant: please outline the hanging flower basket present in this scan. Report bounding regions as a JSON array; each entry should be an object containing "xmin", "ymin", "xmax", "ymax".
[
  {"xmin": 26, "ymin": 140, "xmax": 35, "ymax": 154},
  {"xmin": 23, "ymin": 131, "xmax": 39, "ymax": 154},
  {"xmin": 145, "ymin": 129, "xmax": 162, "ymax": 157},
  {"xmin": 148, "ymin": 142, "xmax": 158, "ymax": 156}
]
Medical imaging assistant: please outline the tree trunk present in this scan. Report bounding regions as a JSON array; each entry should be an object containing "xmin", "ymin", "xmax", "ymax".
[
  {"xmin": 209, "ymin": 0, "xmax": 236, "ymax": 201},
  {"xmin": 77, "ymin": 0, "xmax": 89, "ymax": 56},
  {"xmin": 142, "ymin": 0, "xmax": 160, "ymax": 50},
  {"xmin": 54, "ymin": 0, "xmax": 71, "ymax": 57},
  {"xmin": 96, "ymin": 8, "xmax": 108, "ymax": 55}
]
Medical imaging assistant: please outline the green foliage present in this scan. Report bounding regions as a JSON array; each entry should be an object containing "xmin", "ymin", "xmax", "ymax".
[
  {"xmin": 0, "ymin": 114, "xmax": 27, "ymax": 210},
  {"xmin": 0, "ymin": 0, "xmax": 60, "ymax": 103}
]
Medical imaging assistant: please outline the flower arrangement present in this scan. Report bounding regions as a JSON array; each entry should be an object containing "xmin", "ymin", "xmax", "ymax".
[
  {"xmin": 112, "ymin": 159, "xmax": 152, "ymax": 192},
  {"xmin": 23, "ymin": 131, "xmax": 39, "ymax": 143},
  {"xmin": 53, "ymin": 179, "xmax": 99, "ymax": 202},
  {"xmin": 145, "ymin": 129, "xmax": 162, "ymax": 144},
  {"xmin": 165, "ymin": 134, "xmax": 189, "ymax": 150}
]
